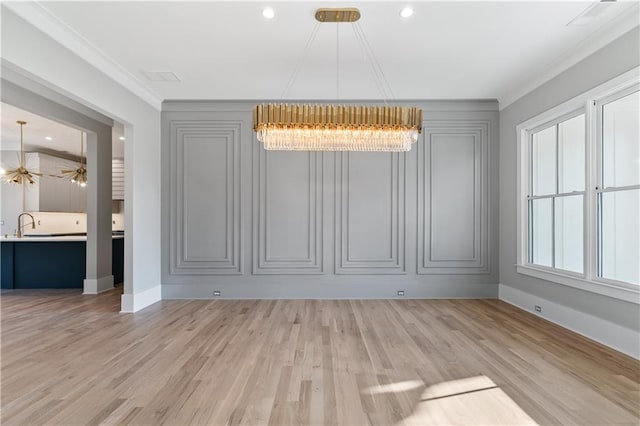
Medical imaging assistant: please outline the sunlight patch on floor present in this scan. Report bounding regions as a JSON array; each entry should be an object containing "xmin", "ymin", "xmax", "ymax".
[
  {"xmin": 364, "ymin": 380, "xmax": 424, "ymax": 395},
  {"xmin": 363, "ymin": 375, "xmax": 538, "ymax": 425},
  {"xmin": 407, "ymin": 376, "xmax": 537, "ymax": 425}
]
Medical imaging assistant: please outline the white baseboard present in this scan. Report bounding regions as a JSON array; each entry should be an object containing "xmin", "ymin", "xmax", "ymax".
[
  {"xmin": 499, "ymin": 283, "xmax": 639, "ymax": 359},
  {"xmin": 161, "ymin": 282, "xmax": 499, "ymax": 299},
  {"xmin": 83, "ymin": 275, "xmax": 114, "ymax": 295},
  {"xmin": 120, "ymin": 285, "xmax": 162, "ymax": 313}
]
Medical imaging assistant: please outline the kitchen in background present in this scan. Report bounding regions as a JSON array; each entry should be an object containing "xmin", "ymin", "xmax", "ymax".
[{"xmin": 0, "ymin": 102, "xmax": 125, "ymax": 288}]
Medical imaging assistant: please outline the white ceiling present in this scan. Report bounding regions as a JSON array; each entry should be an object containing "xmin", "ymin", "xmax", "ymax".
[
  {"xmin": 1, "ymin": 103, "xmax": 125, "ymax": 159},
  {"xmin": 5, "ymin": 1, "xmax": 637, "ymax": 159},
  {"xmin": 35, "ymin": 1, "xmax": 639, "ymax": 104}
]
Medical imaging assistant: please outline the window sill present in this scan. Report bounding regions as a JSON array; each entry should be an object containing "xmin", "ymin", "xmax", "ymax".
[{"xmin": 516, "ymin": 264, "xmax": 640, "ymax": 304}]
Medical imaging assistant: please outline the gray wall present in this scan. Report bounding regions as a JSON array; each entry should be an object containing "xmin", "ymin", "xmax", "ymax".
[
  {"xmin": 162, "ymin": 100, "xmax": 499, "ymax": 298},
  {"xmin": 499, "ymin": 27, "xmax": 640, "ymax": 330}
]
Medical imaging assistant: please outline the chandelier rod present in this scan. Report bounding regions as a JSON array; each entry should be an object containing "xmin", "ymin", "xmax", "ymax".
[
  {"xmin": 281, "ymin": 22, "xmax": 321, "ymax": 99},
  {"xmin": 80, "ymin": 132, "xmax": 84, "ymax": 168},
  {"xmin": 336, "ymin": 22, "xmax": 339, "ymax": 100},
  {"xmin": 350, "ymin": 23, "xmax": 388, "ymax": 103},
  {"xmin": 19, "ymin": 121, "xmax": 25, "ymax": 167},
  {"xmin": 352, "ymin": 22, "xmax": 395, "ymax": 101}
]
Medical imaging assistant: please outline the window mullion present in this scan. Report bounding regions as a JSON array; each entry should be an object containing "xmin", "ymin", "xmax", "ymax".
[
  {"xmin": 597, "ymin": 184, "xmax": 640, "ymax": 194},
  {"xmin": 556, "ymin": 123, "xmax": 560, "ymax": 195},
  {"xmin": 529, "ymin": 133, "xmax": 534, "ymax": 197},
  {"xmin": 594, "ymin": 99, "xmax": 603, "ymax": 281},
  {"xmin": 552, "ymin": 196, "xmax": 556, "ymax": 269},
  {"xmin": 553, "ymin": 123, "xmax": 559, "ymax": 269},
  {"xmin": 528, "ymin": 199, "xmax": 533, "ymax": 264},
  {"xmin": 586, "ymin": 100, "xmax": 597, "ymax": 282}
]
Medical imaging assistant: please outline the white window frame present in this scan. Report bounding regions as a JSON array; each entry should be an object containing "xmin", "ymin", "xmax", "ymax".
[{"xmin": 516, "ymin": 67, "xmax": 640, "ymax": 304}]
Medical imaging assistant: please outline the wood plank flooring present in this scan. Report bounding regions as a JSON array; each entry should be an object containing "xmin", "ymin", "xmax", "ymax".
[{"xmin": 1, "ymin": 289, "xmax": 638, "ymax": 425}]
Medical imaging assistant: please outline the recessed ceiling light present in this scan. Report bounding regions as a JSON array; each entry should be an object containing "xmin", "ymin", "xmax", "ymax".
[
  {"xmin": 142, "ymin": 71, "xmax": 181, "ymax": 82},
  {"xmin": 45, "ymin": 136, "xmax": 53, "ymax": 140},
  {"xmin": 262, "ymin": 8, "xmax": 275, "ymax": 19},
  {"xmin": 119, "ymin": 136, "xmax": 125, "ymax": 141},
  {"xmin": 400, "ymin": 7, "xmax": 414, "ymax": 18}
]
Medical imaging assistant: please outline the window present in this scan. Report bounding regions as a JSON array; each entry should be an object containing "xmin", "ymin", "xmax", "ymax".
[
  {"xmin": 517, "ymin": 69, "xmax": 639, "ymax": 303},
  {"xmin": 598, "ymin": 88, "xmax": 640, "ymax": 285},
  {"xmin": 528, "ymin": 113, "xmax": 585, "ymax": 273}
]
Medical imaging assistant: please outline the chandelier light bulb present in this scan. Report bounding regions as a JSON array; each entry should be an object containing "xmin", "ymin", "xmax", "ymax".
[
  {"xmin": 0, "ymin": 167, "xmax": 5, "ymax": 175},
  {"xmin": 400, "ymin": 7, "xmax": 414, "ymax": 18},
  {"xmin": 262, "ymin": 8, "xmax": 275, "ymax": 19}
]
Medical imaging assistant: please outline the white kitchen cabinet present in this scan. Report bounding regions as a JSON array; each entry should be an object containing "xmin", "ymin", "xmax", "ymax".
[{"xmin": 25, "ymin": 152, "xmax": 87, "ymax": 212}]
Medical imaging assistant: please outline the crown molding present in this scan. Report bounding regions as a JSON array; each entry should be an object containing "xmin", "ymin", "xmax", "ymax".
[
  {"xmin": 3, "ymin": 1, "xmax": 163, "ymax": 110},
  {"xmin": 498, "ymin": 4, "xmax": 640, "ymax": 111}
]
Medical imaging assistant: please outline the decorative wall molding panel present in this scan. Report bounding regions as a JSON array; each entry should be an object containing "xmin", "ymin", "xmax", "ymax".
[
  {"xmin": 169, "ymin": 120, "xmax": 242, "ymax": 275},
  {"xmin": 335, "ymin": 152, "xmax": 406, "ymax": 274},
  {"xmin": 162, "ymin": 101, "xmax": 499, "ymax": 298},
  {"xmin": 253, "ymin": 146, "xmax": 324, "ymax": 274},
  {"xmin": 417, "ymin": 121, "xmax": 490, "ymax": 274}
]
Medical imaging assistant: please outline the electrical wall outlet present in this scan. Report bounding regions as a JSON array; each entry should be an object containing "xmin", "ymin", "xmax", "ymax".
[
  {"xmin": 534, "ymin": 305, "xmax": 542, "ymax": 313},
  {"xmin": 213, "ymin": 290, "xmax": 221, "ymax": 297},
  {"xmin": 397, "ymin": 290, "xmax": 405, "ymax": 296}
]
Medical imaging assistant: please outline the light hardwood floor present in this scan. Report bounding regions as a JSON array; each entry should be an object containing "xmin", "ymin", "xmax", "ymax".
[{"xmin": 1, "ymin": 289, "xmax": 638, "ymax": 425}]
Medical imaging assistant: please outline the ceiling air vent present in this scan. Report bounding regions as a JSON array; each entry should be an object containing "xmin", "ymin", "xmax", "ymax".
[
  {"xmin": 567, "ymin": 0, "xmax": 616, "ymax": 26},
  {"xmin": 142, "ymin": 71, "xmax": 181, "ymax": 82}
]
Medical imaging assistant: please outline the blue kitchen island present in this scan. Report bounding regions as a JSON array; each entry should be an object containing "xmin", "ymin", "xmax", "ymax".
[{"xmin": 1, "ymin": 235, "xmax": 124, "ymax": 289}]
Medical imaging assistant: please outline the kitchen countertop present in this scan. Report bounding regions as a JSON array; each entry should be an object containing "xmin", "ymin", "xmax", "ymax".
[{"xmin": 1, "ymin": 235, "xmax": 124, "ymax": 242}]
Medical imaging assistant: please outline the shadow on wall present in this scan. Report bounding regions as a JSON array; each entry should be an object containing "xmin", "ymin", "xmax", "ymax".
[{"xmin": 363, "ymin": 376, "xmax": 537, "ymax": 425}]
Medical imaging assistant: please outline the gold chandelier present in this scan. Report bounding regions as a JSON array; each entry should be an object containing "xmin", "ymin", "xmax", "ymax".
[
  {"xmin": 254, "ymin": 8, "xmax": 422, "ymax": 152},
  {"xmin": 3, "ymin": 120, "xmax": 42, "ymax": 184},
  {"xmin": 254, "ymin": 104, "xmax": 421, "ymax": 151},
  {"xmin": 61, "ymin": 131, "xmax": 87, "ymax": 187}
]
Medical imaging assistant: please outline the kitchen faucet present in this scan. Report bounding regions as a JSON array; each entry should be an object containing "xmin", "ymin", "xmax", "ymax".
[{"xmin": 17, "ymin": 213, "xmax": 35, "ymax": 238}]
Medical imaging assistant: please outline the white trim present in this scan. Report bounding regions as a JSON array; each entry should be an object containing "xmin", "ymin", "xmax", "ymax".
[
  {"xmin": 120, "ymin": 285, "xmax": 162, "ymax": 313},
  {"xmin": 499, "ymin": 284, "xmax": 640, "ymax": 359},
  {"xmin": 499, "ymin": 6, "xmax": 639, "ymax": 110},
  {"xmin": 3, "ymin": 2, "xmax": 162, "ymax": 110},
  {"xmin": 83, "ymin": 275, "xmax": 114, "ymax": 295},
  {"xmin": 516, "ymin": 265, "xmax": 639, "ymax": 304},
  {"xmin": 516, "ymin": 67, "xmax": 640, "ymax": 304}
]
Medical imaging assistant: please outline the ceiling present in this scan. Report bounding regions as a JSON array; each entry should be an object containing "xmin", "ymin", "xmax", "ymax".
[
  {"xmin": 35, "ymin": 1, "xmax": 639, "ymax": 104},
  {"xmin": 1, "ymin": 1, "xmax": 637, "ymax": 159},
  {"xmin": 1, "ymin": 103, "xmax": 125, "ymax": 159}
]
